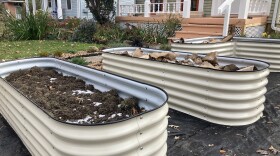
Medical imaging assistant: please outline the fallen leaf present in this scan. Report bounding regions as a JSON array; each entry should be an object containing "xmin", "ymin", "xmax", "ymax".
[
  {"xmin": 256, "ymin": 149, "xmax": 269, "ymax": 155},
  {"xmin": 202, "ymin": 52, "xmax": 218, "ymax": 65},
  {"xmin": 168, "ymin": 125, "xmax": 180, "ymax": 130},
  {"xmin": 238, "ymin": 65, "xmax": 255, "ymax": 71},
  {"xmin": 200, "ymin": 61, "xmax": 216, "ymax": 69},
  {"xmin": 174, "ymin": 136, "xmax": 180, "ymax": 140},
  {"xmin": 220, "ymin": 149, "xmax": 226, "ymax": 154},
  {"xmin": 208, "ymin": 144, "xmax": 214, "ymax": 147},
  {"xmin": 139, "ymin": 54, "xmax": 150, "ymax": 59},
  {"xmin": 223, "ymin": 64, "xmax": 239, "ymax": 71},
  {"xmin": 132, "ymin": 48, "xmax": 143, "ymax": 58},
  {"xmin": 269, "ymin": 145, "xmax": 280, "ymax": 154}
]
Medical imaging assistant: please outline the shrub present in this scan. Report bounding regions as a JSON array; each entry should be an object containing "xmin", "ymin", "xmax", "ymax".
[
  {"xmin": 46, "ymin": 17, "xmax": 81, "ymax": 41},
  {"xmin": 72, "ymin": 19, "xmax": 96, "ymax": 43},
  {"xmin": 124, "ymin": 16, "xmax": 181, "ymax": 44},
  {"xmin": 159, "ymin": 44, "xmax": 171, "ymax": 51},
  {"xmin": 93, "ymin": 23, "xmax": 125, "ymax": 44},
  {"xmin": 70, "ymin": 57, "xmax": 88, "ymax": 66},
  {"xmin": 4, "ymin": 10, "xmax": 52, "ymax": 40},
  {"xmin": 106, "ymin": 42, "xmax": 130, "ymax": 48}
]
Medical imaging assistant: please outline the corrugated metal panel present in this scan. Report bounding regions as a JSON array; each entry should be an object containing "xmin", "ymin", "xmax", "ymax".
[
  {"xmin": 171, "ymin": 37, "xmax": 280, "ymax": 72},
  {"xmin": 235, "ymin": 41, "xmax": 280, "ymax": 72},
  {"xmin": 171, "ymin": 42, "xmax": 234, "ymax": 56},
  {"xmin": 203, "ymin": 0, "xmax": 212, "ymax": 17},
  {"xmin": 0, "ymin": 58, "xmax": 168, "ymax": 156},
  {"xmin": 102, "ymin": 47, "xmax": 270, "ymax": 126}
]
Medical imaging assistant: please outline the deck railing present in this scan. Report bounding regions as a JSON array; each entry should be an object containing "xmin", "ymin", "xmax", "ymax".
[
  {"xmin": 119, "ymin": 0, "xmax": 191, "ymax": 18},
  {"xmin": 119, "ymin": 4, "xmax": 145, "ymax": 16},
  {"xmin": 249, "ymin": 0, "xmax": 271, "ymax": 15},
  {"xmin": 150, "ymin": 2, "xmax": 183, "ymax": 14},
  {"xmin": 218, "ymin": 0, "xmax": 235, "ymax": 36}
]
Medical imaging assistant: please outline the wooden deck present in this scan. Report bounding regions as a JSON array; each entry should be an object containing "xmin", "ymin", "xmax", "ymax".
[{"xmin": 116, "ymin": 15, "xmax": 267, "ymax": 39}]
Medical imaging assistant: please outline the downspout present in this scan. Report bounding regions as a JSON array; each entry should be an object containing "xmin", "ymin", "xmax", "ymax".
[{"xmin": 272, "ymin": 0, "xmax": 280, "ymax": 31}]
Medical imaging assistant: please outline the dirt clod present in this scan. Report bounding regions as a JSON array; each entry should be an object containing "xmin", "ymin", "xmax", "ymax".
[{"xmin": 5, "ymin": 67, "xmax": 145, "ymax": 125}]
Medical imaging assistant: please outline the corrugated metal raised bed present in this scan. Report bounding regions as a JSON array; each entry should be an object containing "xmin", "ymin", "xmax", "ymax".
[
  {"xmin": 102, "ymin": 47, "xmax": 270, "ymax": 126},
  {"xmin": 235, "ymin": 37, "xmax": 280, "ymax": 72},
  {"xmin": 0, "ymin": 58, "xmax": 168, "ymax": 156},
  {"xmin": 171, "ymin": 37, "xmax": 234, "ymax": 56},
  {"xmin": 171, "ymin": 37, "xmax": 280, "ymax": 72}
]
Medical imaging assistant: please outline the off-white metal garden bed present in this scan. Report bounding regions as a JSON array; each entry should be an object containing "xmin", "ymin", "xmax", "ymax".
[
  {"xmin": 0, "ymin": 58, "xmax": 168, "ymax": 156},
  {"xmin": 171, "ymin": 37, "xmax": 280, "ymax": 72},
  {"xmin": 103, "ymin": 47, "xmax": 270, "ymax": 126}
]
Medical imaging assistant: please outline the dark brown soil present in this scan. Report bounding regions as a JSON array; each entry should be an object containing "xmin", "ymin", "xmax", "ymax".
[{"xmin": 5, "ymin": 67, "xmax": 145, "ymax": 125}]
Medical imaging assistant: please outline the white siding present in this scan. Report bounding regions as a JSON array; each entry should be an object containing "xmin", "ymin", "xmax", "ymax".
[
  {"xmin": 79, "ymin": 0, "xmax": 93, "ymax": 19},
  {"xmin": 120, "ymin": 0, "xmax": 135, "ymax": 5},
  {"xmin": 62, "ymin": 0, "xmax": 78, "ymax": 18}
]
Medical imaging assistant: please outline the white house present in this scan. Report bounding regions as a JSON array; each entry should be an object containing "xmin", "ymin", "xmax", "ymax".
[
  {"xmin": 116, "ymin": 0, "xmax": 276, "ymax": 38},
  {"xmin": 25, "ymin": 0, "xmax": 93, "ymax": 19}
]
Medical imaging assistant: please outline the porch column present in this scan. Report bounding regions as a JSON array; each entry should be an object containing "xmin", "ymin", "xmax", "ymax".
[
  {"xmin": 117, "ymin": 0, "xmax": 121, "ymax": 16},
  {"xmin": 144, "ymin": 0, "xmax": 150, "ymax": 17},
  {"xmin": 77, "ymin": 0, "xmax": 81, "ymax": 18},
  {"xmin": 32, "ymin": 0, "xmax": 36, "ymax": 15},
  {"xmin": 43, "ymin": 0, "xmax": 48, "ymax": 11},
  {"xmin": 198, "ymin": 0, "xmax": 204, "ymax": 12},
  {"xmin": 183, "ymin": 0, "xmax": 191, "ymax": 18},
  {"xmin": 25, "ymin": 0, "xmax": 30, "ymax": 14},
  {"xmin": 238, "ymin": 0, "xmax": 250, "ymax": 19},
  {"xmin": 57, "ymin": 0, "xmax": 63, "ymax": 19},
  {"xmin": 163, "ymin": 0, "xmax": 167, "ymax": 13}
]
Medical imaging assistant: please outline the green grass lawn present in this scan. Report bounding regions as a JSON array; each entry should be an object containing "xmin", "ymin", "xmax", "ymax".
[{"xmin": 0, "ymin": 40, "xmax": 99, "ymax": 60}]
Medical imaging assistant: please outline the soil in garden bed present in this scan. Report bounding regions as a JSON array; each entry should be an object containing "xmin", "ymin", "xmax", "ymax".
[{"xmin": 5, "ymin": 67, "xmax": 145, "ymax": 125}]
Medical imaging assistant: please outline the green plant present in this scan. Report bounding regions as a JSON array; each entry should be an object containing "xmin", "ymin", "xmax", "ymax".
[
  {"xmin": 72, "ymin": 19, "xmax": 96, "ymax": 43},
  {"xmin": 93, "ymin": 24, "xmax": 125, "ymax": 44},
  {"xmin": 4, "ymin": 10, "xmax": 52, "ymax": 40},
  {"xmin": 123, "ymin": 16, "xmax": 181, "ymax": 45},
  {"xmin": 84, "ymin": 0, "xmax": 115, "ymax": 25},
  {"xmin": 66, "ymin": 49, "xmax": 77, "ymax": 54},
  {"xmin": 262, "ymin": 31, "xmax": 280, "ymax": 39},
  {"xmin": 53, "ymin": 51, "xmax": 63, "ymax": 57},
  {"xmin": 159, "ymin": 44, "xmax": 171, "ymax": 51},
  {"xmin": 70, "ymin": 57, "xmax": 88, "ymax": 66},
  {"xmin": 106, "ymin": 42, "xmax": 130, "ymax": 48},
  {"xmin": 39, "ymin": 51, "xmax": 50, "ymax": 57},
  {"xmin": 87, "ymin": 46, "xmax": 99, "ymax": 53}
]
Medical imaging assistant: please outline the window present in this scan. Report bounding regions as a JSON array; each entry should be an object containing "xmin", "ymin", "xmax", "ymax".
[
  {"xmin": 67, "ymin": 0, "xmax": 72, "ymax": 10},
  {"xmin": 48, "ymin": 0, "xmax": 51, "ymax": 8}
]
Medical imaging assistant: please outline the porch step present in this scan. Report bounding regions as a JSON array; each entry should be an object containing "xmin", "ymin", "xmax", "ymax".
[
  {"xmin": 181, "ymin": 24, "xmax": 223, "ymax": 33},
  {"xmin": 183, "ymin": 17, "xmax": 243, "ymax": 25},
  {"xmin": 175, "ymin": 31, "xmax": 222, "ymax": 39}
]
